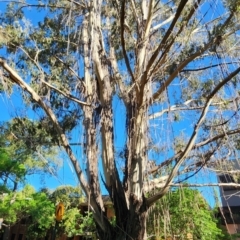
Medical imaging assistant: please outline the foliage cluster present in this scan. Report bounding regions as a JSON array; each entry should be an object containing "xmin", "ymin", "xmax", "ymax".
[
  {"xmin": 147, "ymin": 188, "xmax": 223, "ymax": 240},
  {"xmin": 0, "ymin": 185, "xmax": 54, "ymax": 238},
  {"xmin": 0, "ymin": 119, "xmax": 62, "ymax": 190},
  {"xmin": 0, "ymin": 185, "xmax": 95, "ymax": 238}
]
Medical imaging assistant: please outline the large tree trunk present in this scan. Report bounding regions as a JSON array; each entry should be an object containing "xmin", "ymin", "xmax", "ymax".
[
  {"xmin": 94, "ymin": 97, "xmax": 150, "ymax": 240},
  {"xmin": 95, "ymin": 193, "xmax": 148, "ymax": 240}
]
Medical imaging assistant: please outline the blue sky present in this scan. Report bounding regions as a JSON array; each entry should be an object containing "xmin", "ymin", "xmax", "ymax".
[
  {"xmin": 0, "ymin": 0, "xmax": 225, "ymax": 207},
  {"xmin": 0, "ymin": 89, "xmax": 80, "ymax": 191},
  {"xmin": 0, "ymin": 90, "xmax": 220, "ymax": 207},
  {"xmin": 0, "ymin": 2, "xmax": 80, "ymax": 190}
]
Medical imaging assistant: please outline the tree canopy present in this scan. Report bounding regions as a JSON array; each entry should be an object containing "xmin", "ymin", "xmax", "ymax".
[
  {"xmin": 0, "ymin": 120, "xmax": 62, "ymax": 190},
  {"xmin": 0, "ymin": 0, "xmax": 240, "ymax": 239},
  {"xmin": 0, "ymin": 144, "xmax": 26, "ymax": 191}
]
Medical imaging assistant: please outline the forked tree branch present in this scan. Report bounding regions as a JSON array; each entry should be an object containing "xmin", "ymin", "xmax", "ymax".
[
  {"xmin": 195, "ymin": 128, "xmax": 240, "ymax": 148},
  {"xmin": 0, "ymin": 58, "xmax": 89, "ymax": 192},
  {"xmin": 8, "ymin": 43, "xmax": 88, "ymax": 107},
  {"xmin": 147, "ymin": 126, "xmax": 240, "ymax": 176},
  {"xmin": 149, "ymin": 99, "xmax": 235, "ymax": 119},
  {"xmin": 41, "ymin": 79, "xmax": 90, "ymax": 106},
  {"xmin": 147, "ymin": 66, "xmax": 240, "ymax": 206},
  {"xmin": 0, "ymin": 57, "xmax": 110, "ymax": 229},
  {"xmin": 151, "ymin": 0, "xmax": 202, "ymax": 74},
  {"xmin": 146, "ymin": 0, "xmax": 189, "ymax": 69},
  {"xmin": 120, "ymin": 0, "xmax": 135, "ymax": 83},
  {"xmin": 152, "ymin": 40, "xmax": 214, "ymax": 99},
  {"xmin": 145, "ymin": 147, "xmax": 217, "ymax": 193},
  {"xmin": 152, "ymin": 5, "xmax": 237, "ymax": 100},
  {"xmin": 140, "ymin": 0, "xmax": 202, "ymax": 96}
]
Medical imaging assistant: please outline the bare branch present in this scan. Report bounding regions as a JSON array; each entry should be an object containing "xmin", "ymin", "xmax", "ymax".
[
  {"xmin": 150, "ymin": 97, "xmax": 239, "ymax": 119},
  {"xmin": 152, "ymin": 40, "xmax": 213, "ymax": 99},
  {"xmin": 143, "ymin": 0, "xmax": 191, "ymax": 79},
  {"xmin": 0, "ymin": 57, "xmax": 89, "ymax": 194},
  {"xmin": 150, "ymin": 15, "xmax": 174, "ymax": 33},
  {"xmin": 146, "ymin": 153, "xmax": 182, "ymax": 175},
  {"xmin": 152, "ymin": 22, "xmax": 239, "ymax": 100},
  {"xmin": 145, "ymin": 148, "xmax": 217, "ymax": 193},
  {"xmin": 150, "ymin": 99, "xmax": 209, "ymax": 119},
  {"xmin": 120, "ymin": 0, "xmax": 135, "ymax": 82},
  {"xmin": 171, "ymin": 183, "xmax": 240, "ymax": 188},
  {"xmin": 208, "ymin": 169, "xmax": 240, "ymax": 174},
  {"xmin": 141, "ymin": 0, "xmax": 202, "ymax": 94},
  {"xmin": 145, "ymin": 0, "xmax": 155, "ymax": 37},
  {"xmin": 6, "ymin": 44, "xmax": 88, "ymax": 107},
  {"xmin": 41, "ymin": 79, "xmax": 90, "ymax": 107},
  {"xmin": 181, "ymin": 62, "xmax": 240, "ymax": 72},
  {"xmin": 147, "ymin": 126, "xmax": 240, "ymax": 177},
  {"xmin": 195, "ymin": 128, "xmax": 240, "ymax": 149},
  {"xmin": 147, "ymin": 66, "xmax": 240, "ymax": 206}
]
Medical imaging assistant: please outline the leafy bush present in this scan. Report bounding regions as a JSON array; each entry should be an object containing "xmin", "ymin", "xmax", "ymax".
[{"xmin": 147, "ymin": 188, "xmax": 223, "ymax": 240}]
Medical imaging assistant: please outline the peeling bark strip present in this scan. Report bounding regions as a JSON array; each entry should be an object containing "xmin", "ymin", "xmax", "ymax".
[{"xmin": 1, "ymin": 0, "xmax": 240, "ymax": 238}]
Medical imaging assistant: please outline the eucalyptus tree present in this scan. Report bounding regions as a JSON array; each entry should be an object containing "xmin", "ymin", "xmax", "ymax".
[{"xmin": 0, "ymin": 0, "xmax": 240, "ymax": 239}]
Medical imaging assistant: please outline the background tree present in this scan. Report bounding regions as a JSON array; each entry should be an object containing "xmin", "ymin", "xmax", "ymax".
[
  {"xmin": 0, "ymin": 0, "xmax": 240, "ymax": 239},
  {"xmin": 0, "ymin": 185, "xmax": 93, "ymax": 239},
  {"xmin": 0, "ymin": 185, "xmax": 55, "ymax": 238},
  {"xmin": 0, "ymin": 120, "xmax": 62, "ymax": 190},
  {"xmin": 147, "ymin": 188, "xmax": 223, "ymax": 240},
  {"xmin": 0, "ymin": 142, "xmax": 26, "ymax": 191}
]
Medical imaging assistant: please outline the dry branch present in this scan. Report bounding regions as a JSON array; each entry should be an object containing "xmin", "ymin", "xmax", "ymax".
[
  {"xmin": 0, "ymin": 57, "xmax": 106, "ymax": 230},
  {"xmin": 147, "ymin": 65, "xmax": 240, "ymax": 205}
]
